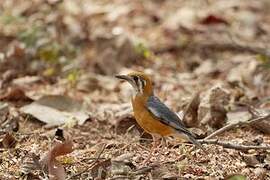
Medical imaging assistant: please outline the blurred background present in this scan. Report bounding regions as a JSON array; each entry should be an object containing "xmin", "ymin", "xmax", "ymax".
[{"xmin": 1, "ymin": 0, "xmax": 270, "ymax": 179}]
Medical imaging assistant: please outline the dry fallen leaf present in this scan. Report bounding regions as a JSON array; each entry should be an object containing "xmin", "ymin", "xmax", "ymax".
[
  {"xmin": 0, "ymin": 132, "xmax": 17, "ymax": 148},
  {"xmin": 111, "ymin": 153, "xmax": 135, "ymax": 178},
  {"xmin": 40, "ymin": 138, "xmax": 73, "ymax": 180},
  {"xmin": 198, "ymin": 85, "xmax": 230, "ymax": 129},
  {"xmin": 91, "ymin": 33, "xmax": 139, "ymax": 75},
  {"xmin": 254, "ymin": 167, "xmax": 267, "ymax": 179},
  {"xmin": 0, "ymin": 102, "xmax": 8, "ymax": 122},
  {"xmin": 226, "ymin": 110, "xmax": 252, "ymax": 125},
  {"xmin": 200, "ymin": 14, "xmax": 229, "ymax": 25},
  {"xmin": 0, "ymin": 87, "xmax": 32, "ymax": 102},
  {"xmin": 183, "ymin": 92, "xmax": 200, "ymax": 127},
  {"xmin": 250, "ymin": 108, "xmax": 270, "ymax": 134},
  {"xmin": 241, "ymin": 153, "xmax": 260, "ymax": 167},
  {"xmin": 20, "ymin": 95, "xmax": 89, "ymax": 126},
  {"xmin": 12, "ymin": 76, "xmax": 41, "ymax": 86},
  {"xmin": 114, "ymin": 115, "xmax": 142, "ymax": 135}
]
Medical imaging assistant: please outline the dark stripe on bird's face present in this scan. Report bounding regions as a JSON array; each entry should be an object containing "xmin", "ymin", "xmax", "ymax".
[{"xmin": 131, "ymin": 75, "xmax": 146, "ymax": 94}]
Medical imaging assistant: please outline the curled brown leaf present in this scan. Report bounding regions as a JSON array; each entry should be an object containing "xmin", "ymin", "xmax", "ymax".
[{"xmin": 40, "ymin": 138, "xmax": 73, "ymax": 180}]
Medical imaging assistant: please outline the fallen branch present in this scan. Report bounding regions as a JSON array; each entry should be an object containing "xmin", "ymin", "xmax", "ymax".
[
  {"xmin": 199, "ymin": 139, "xmax": 270, "ymax": 151},
  {"xmin": 204, "ymin": 113, "xmax": 270, "ymax": 140}
]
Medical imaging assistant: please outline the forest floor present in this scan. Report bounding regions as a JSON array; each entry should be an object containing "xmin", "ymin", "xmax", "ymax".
[{"xmin": 1, "ymin": 0, "xmax": 270, "ymax": 179}]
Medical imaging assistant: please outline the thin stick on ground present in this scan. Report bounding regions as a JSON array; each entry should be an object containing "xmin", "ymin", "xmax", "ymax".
[
  {"xmin": 199, "ymin": 139, "xmax": 270, "ymax": 151},
  {"xmin": 204, "ymin": 113, "xmax": 270, "ymax": 140}
]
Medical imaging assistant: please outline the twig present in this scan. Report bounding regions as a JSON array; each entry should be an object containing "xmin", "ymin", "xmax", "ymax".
[
  {"xmin": 234, "ymin": 102, "xmax": 261, "ymax": 117},
  {"xmin": 248, "ymin": 113, "xmax": 270, "ymax": 124},
  {"xmin": 199, "ymin": 139, "xmax": 270, "ymax": 151},
  {"xmin": 204, "ymin": 122, "xmax": 239, "ymax": 140},
  {"xmin": 109, "ymin": 176, "xmax": 131, "ymax": 180},
  {"xmin": 204, "ymin": 113, "xmax": 270, "ymax": 140}
]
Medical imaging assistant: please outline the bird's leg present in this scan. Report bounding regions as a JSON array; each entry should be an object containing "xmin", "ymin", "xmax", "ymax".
[
  {"xmin": 161, "ymin": 136, "xmax": 169, "ymax": 150},
  {"xmin": 156, "ymin": 137, "xmax": 169, "ymax": 163},
  {"xmin": 152, "ymin": 135, "xmax": 159, "ymax": 149},
  {"xmin": 155, "ymin": 136, "xmax": 166, "ymax": 162},
  {"xmin": 143, "ymin": 135, "xmax": 159, "ymax": 164}
]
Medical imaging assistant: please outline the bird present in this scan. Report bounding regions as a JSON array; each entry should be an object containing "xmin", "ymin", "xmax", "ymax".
[{"xmin": 116, "ymin": 71, "xmax": 204, "ymax": 152}]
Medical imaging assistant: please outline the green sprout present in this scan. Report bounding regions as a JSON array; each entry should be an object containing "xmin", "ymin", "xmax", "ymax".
[
  {"xmin": 256, "ymin": 54, "xmax": 270, "ymax": 69},
  {"xmin": 67, "ymin": 69, "xmax": 80, "ymax": 87},
  {"xmin": 134, "ymin": 42, "xmax": 152, "ymax": 59}
]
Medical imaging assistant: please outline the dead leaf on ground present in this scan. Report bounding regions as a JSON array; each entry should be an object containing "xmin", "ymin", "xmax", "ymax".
[
  {"xmin": 194, "ymin": 60, "xmax": 220, "ymax": 77},
  {"xmin": 0, "ymin": 132, "xmax": 17, "ymax": 148},
  {"xmin": 200, "ymin": 14, "xmax": 229, "ymax": 25},
  {"xmin": 77, "ymin": 73, "xmax": 118, "ymax": 92},
  {"xmin": 114, "ymin": 115, "xmax": 141, "ymax": 135},
  {"xmin": 227, "ymin": 107, "xmax": 270, "ymax": 134},
  {"xmin": 252, "ymin": 119, "xmax": 270, "ymax": 134},
  {"xmin": 12, "ymin": 76, "xmax": 41, "ymax": 86},
  {"xmin": 20, "ymin": 153, "xmax": 41, "ymax": 177},
  {"xmin": 0, "ymin": 87, "xmax": 32, "ymax": 102},
  {"xmin": 91, "ymin": 33, "xmax": 139, "ymax": 75},
  {"xmin": 163, "ymin": 7, "xmax": 196, "ymax": 30},
  {"xmin": 183, "ymin": 92, "xmax": 200, "ymax": 127},
  {"xmin": 227, "ymin": 58, "xmax": 259, "ymax": 84},
  {"xmin": 198, "ymin": 85, "xmax": 230, "ymax": 129},
  {"xmin": 0, "ymin": 102, "xmax": 8, "ymax": 123},
  {"xmin": 151, "ymin": 165, "xmax": 177, "ymax": 180},
  {"xmin": 111, "ymin": 153, "xmax": 136, "ymax": 178},
  {"xmin": 20, "ymin": 95, "xmax": 89, "ymax": 127},
  {"xmin": 254, "ymin": 167, "xmax": 267, "ymax": 180},
  {"xmin": 93, "ymin": 103, "xmax": 132, "ymax": 123},
  {"xmin": 226, "ymin": 110, "xmax": 252, "ymax": 125},
  {"xmin": 250, "ymin": 108, "xmax": 270, "ymax": 134},
  {"xmin": 0, "ymin": 116, "xmax": 20, "ymax": 133},
  {"xmin": 0, "ymin": 69, "xmax": 18, "ymax": 89},
  {"xmin": 241, "ymin": 153, "xmax": 261, "ymax": 167},
  {"xmin": 40, "ymin": 138, "xmax": 73, "ymax": 180}
]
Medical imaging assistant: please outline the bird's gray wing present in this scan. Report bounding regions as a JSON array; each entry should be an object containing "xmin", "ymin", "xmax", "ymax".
[
  {"xmin": 146, "ymin": 96, "xmax": 205, "ymax": 150},
  {"xmin": 146, "ymin": 96, "xmax": 191, "ymax": 135}
]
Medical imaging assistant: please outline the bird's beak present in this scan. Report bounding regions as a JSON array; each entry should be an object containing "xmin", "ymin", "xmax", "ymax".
[
  {"xmin": 116, "ymin": 74, "xmax": 138, "ymax": 92},
  {"xmin": 115, "ymin": 75, "xmax": 132, "ymax": 82}
]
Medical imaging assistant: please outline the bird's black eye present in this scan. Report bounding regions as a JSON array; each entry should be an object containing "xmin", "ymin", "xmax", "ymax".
[{"xmin": 133, "ymin": 76, "xmax": 139, "ymax": 82}]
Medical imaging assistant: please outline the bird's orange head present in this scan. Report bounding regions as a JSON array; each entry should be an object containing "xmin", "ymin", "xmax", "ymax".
[{"xmin": 116, "ymin": 71, "xmax": 153, "ymax": 96}]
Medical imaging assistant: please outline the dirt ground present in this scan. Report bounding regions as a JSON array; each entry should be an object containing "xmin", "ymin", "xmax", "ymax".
[{"xmin": 0, "ymin": 0, "xmax": 270, "ymax": 179}]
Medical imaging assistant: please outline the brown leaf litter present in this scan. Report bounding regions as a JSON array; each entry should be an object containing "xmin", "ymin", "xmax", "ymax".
[{"xmin": 39, "ymin": 133, "xmax": 73, "ymax": 180}]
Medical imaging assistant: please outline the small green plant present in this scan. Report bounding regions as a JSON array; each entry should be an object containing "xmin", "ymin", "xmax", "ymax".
[
  {"xmin": 256, "ymin": 54, "xmax": 270, "ymax": 69},
  {"xmin": 0, "ymin": 14, "xmax": 24, "ymax": 25},
  {"xmin": 67, "ymin": 69, "xmax": 80, "ymax": 87},
  {"xmin": 18, "ymin": 26, "xmax": 43, "ymax": 47},
  {"xmin": 226, "ymin": 174, "xmax": 246, "ymax": 180},
  {"xmin": 134, "ymin": 42, "xmax": 152, "ymax": 59},
  {"xmin": 38, "ymin": 42, "xmax": 61, "ymax": 63}
]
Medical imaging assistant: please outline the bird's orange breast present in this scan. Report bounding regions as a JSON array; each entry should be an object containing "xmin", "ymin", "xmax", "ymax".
[{"xmin": 132, "ymin": 95, "xmax": 174, "ymax": 136}]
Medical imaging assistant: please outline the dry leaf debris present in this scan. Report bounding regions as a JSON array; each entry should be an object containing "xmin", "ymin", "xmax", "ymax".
[
  {"xmin": 40, "ymin": 137, "xmax": 73, "ymax": 180},
  {"xmin": 1, "ymin": 0, "xmax": 270, "ymax": 179}
]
